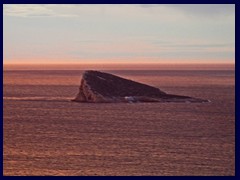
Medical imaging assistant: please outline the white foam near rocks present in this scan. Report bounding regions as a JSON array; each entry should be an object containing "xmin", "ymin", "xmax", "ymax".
[{"xmin": 97, "ymin": 76, "xmax": 106, "ymax": 81}]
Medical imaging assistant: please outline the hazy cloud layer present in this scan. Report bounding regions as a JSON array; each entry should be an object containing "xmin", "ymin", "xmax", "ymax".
[
  {"xmin": 166, "ymin": 4, "xmax": 234, "ymax": 17},
  {"xmin": 3, "ymin": 4, "xmax": 77, "ymax": 17},
  {"xmin": 140, "ymin": 4, "xmax": 234, "ymax": 16},
  {"xmin": 4, "ymin": 4, "xmax": 234, "ymax": 18}
]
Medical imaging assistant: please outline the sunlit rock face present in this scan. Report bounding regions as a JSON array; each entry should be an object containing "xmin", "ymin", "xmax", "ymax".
[{"xmin": 73, "ymin": 70, "xmax": 209, "ymax": 103}]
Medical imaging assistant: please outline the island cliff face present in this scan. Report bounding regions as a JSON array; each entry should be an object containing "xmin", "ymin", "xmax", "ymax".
[{"xmin": 73, "ymin": 70, "xmax": 208, "ymax": 103}]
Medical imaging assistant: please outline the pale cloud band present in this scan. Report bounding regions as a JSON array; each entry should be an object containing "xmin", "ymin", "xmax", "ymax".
[{"xmin": 3, "ymin": 4, "xmax": 78, "ymax": 17}]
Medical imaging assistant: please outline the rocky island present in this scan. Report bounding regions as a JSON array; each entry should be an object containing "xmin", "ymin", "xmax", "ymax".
[{"xmin": 72, "ymin": 70, "xmax": 209, "ymax": 103}]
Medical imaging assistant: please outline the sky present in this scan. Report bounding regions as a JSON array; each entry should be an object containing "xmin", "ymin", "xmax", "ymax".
[{"xmin": 3, "ymin": 4, "xmax": 235, "ymax": 64}]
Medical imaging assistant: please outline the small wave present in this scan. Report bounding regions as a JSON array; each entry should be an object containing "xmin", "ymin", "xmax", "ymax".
[{"xmin": 3, "ymin": 96, "xmax": 73, "ymax": 102}]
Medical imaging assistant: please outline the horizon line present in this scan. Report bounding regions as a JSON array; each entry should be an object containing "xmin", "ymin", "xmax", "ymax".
[
  {"xmin": 3, "ymin": 62, "xmax": 235, "ymax": 71},
  {"xmin": 3, "ymin": 62, "xmax": 235, "ymax": 66}
]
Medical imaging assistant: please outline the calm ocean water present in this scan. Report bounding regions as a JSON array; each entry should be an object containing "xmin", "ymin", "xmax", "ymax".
[{"xmin": 3, "ymin": 69, "xmax": 235, "ymax": 175}]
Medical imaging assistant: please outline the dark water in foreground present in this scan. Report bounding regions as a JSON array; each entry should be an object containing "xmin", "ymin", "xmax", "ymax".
[{"xmin": 3, "ymin": 70, "xmax": 235, "ymax": 176}]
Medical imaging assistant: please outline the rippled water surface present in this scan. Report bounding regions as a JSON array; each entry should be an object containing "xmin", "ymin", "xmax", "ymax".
[{"xmin": 3, "ymin": 69, "xmax": 235, "ymax": 175}]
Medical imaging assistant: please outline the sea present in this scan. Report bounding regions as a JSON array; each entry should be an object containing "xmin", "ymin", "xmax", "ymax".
[{"xmin": 3, "ymin": 64, "xmax": 235, "ymax": 176}]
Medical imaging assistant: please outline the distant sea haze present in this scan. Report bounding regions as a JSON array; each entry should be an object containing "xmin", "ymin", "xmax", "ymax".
[
  {"xmin": 3, "ymin": 66, "xmax": 235, "ymax": 175},
  {"xmin": 3, "ymin": 63, "xmax": 235, "ymax": 71}
]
